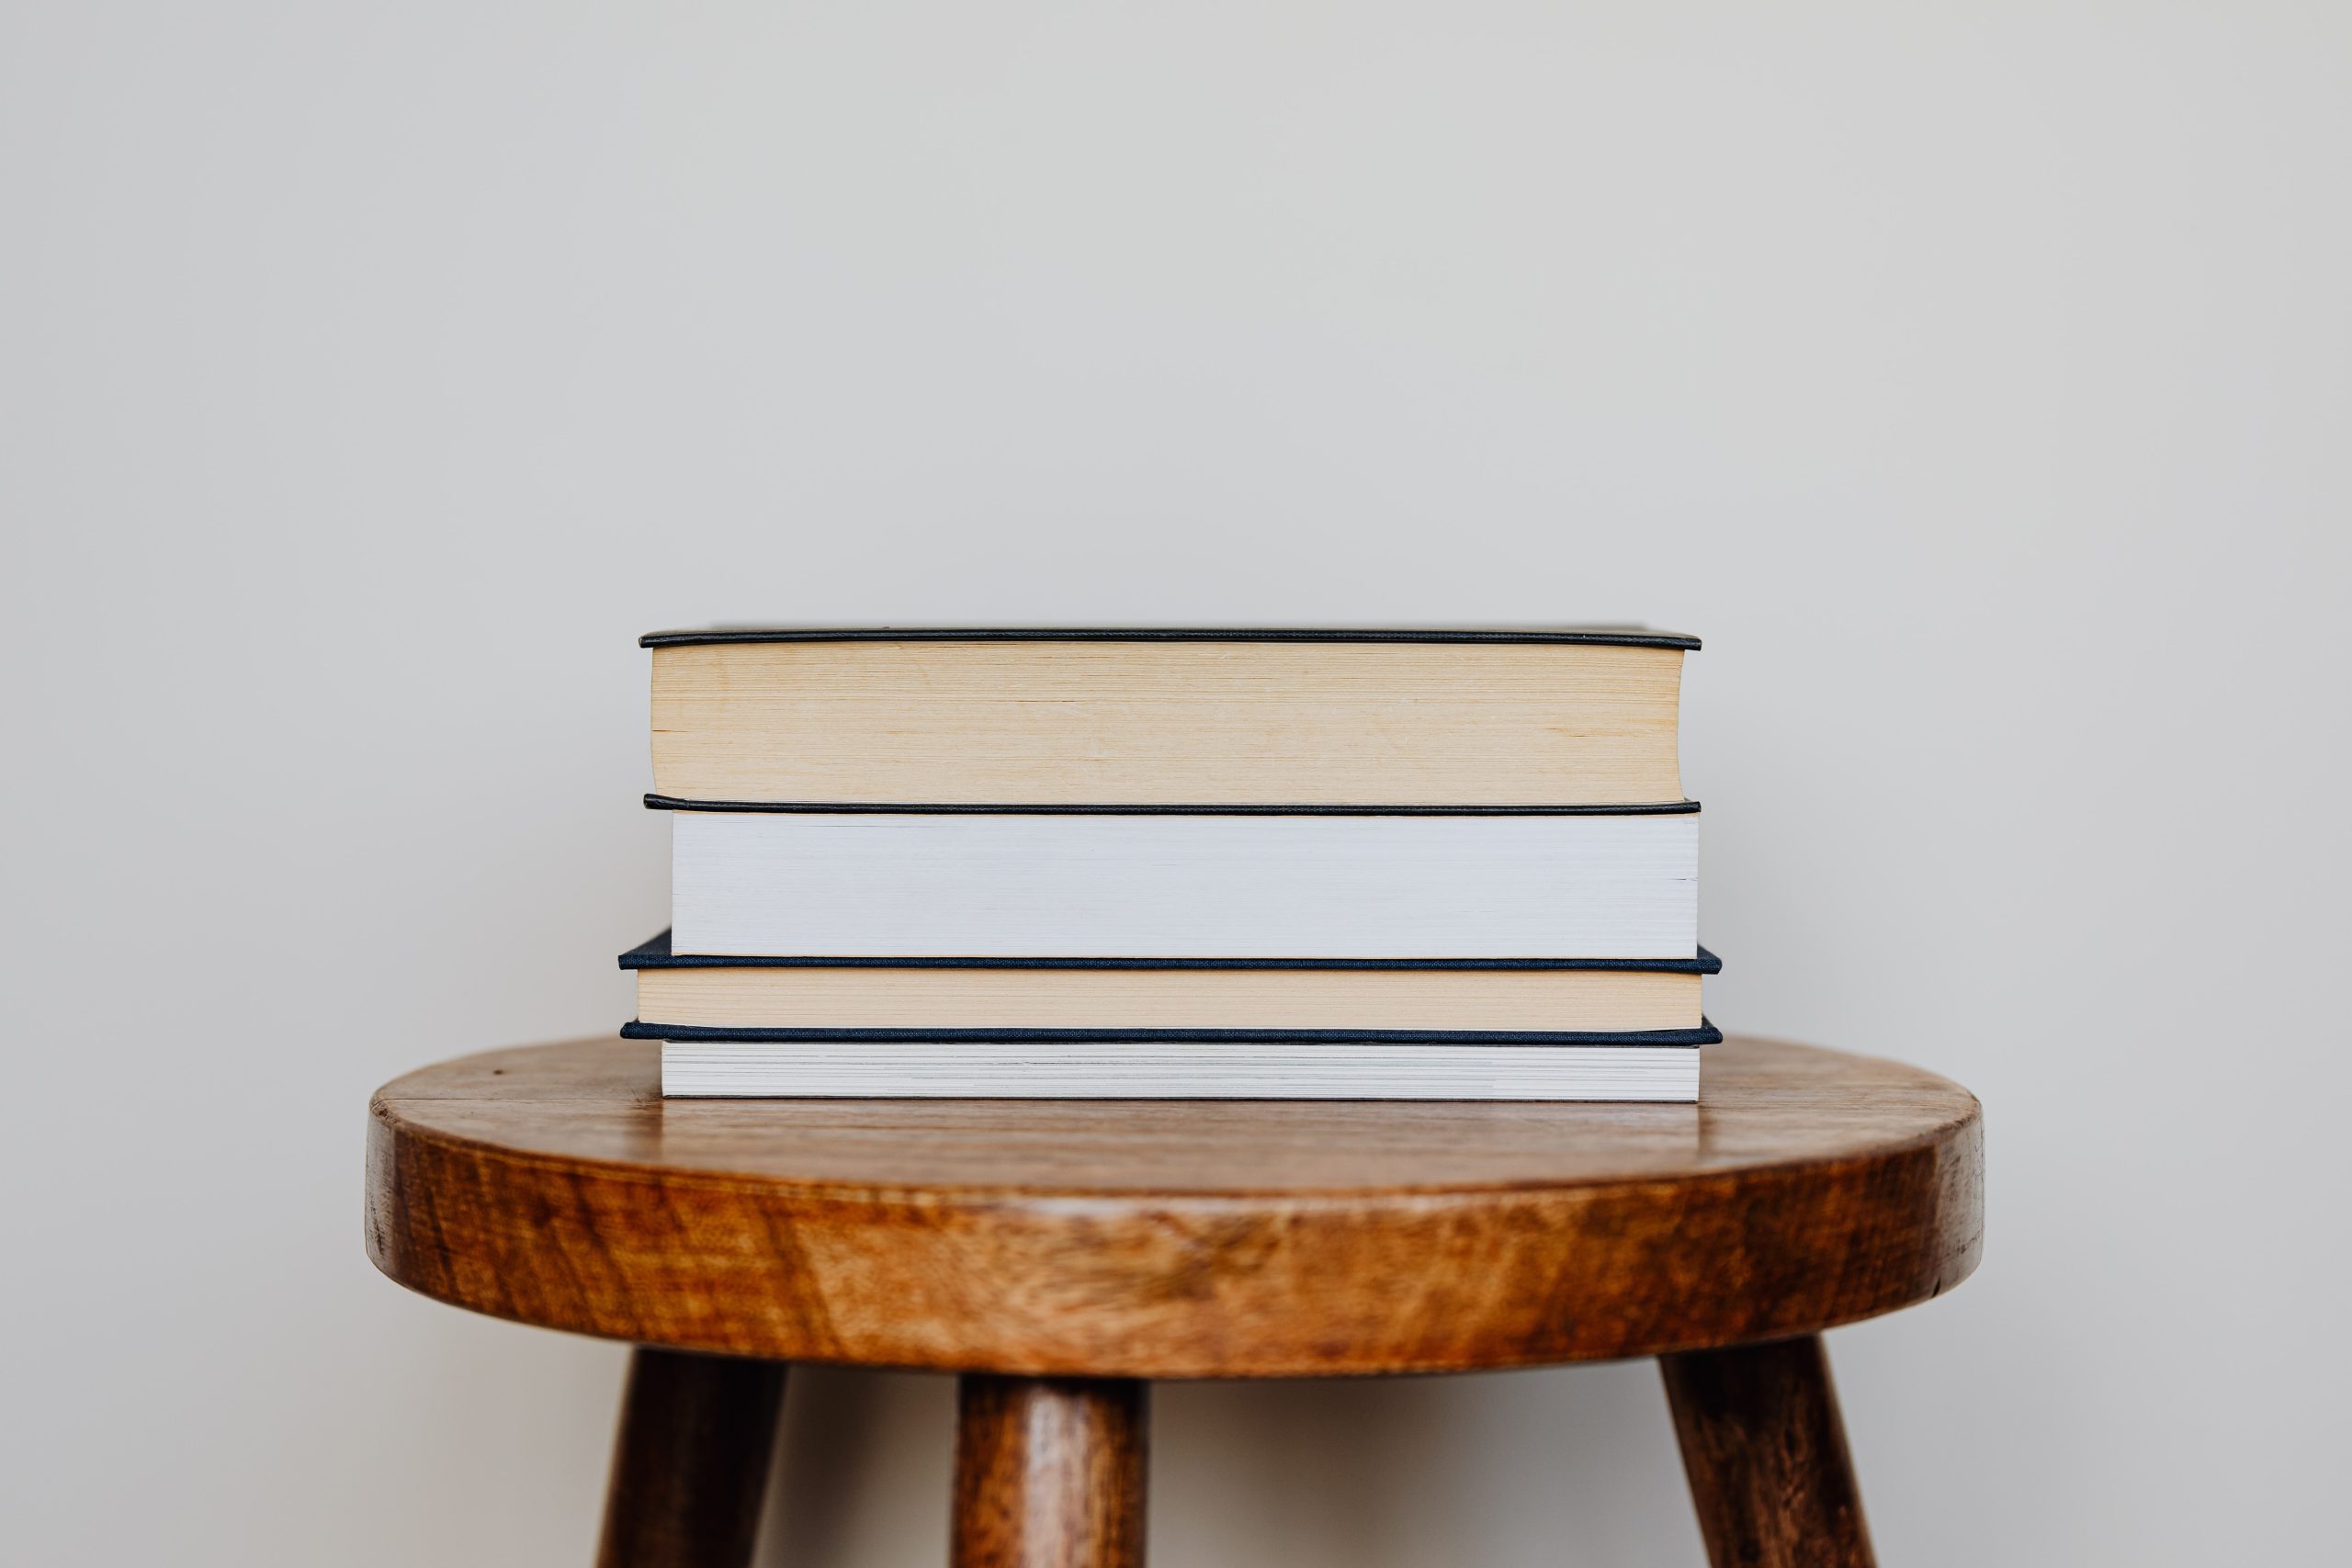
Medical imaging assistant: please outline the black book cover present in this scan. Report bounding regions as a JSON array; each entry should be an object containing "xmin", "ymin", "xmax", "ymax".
[
  {"xmin": 619, "ymin": 930, "xmax": 1722, "ymax": 975},
  {"xmin": 643, "ymin": 625, "xmax": 1700, "ymax": 649},
  {"xmin": 622, "ymin": 1020, "xmax": 1721, "ymax": 1048},
  {"xmin": 644, "ymin": 795, "xmax": 1700, "ymax": 816}
]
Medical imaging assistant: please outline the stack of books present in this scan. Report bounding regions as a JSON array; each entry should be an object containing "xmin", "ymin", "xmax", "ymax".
[{"xmin": 620, "ymin": 627, "xmax": 1716, "ymax": 1100}]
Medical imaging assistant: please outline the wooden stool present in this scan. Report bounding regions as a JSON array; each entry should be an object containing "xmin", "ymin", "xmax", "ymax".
[{"xmin": 366, "ymin": 1036, "xmax": 1982, "ymax": 1568}]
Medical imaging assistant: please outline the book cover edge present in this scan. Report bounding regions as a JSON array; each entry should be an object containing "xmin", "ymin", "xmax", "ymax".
[
  {"xmin": 620, "ymin": 931, "xmax": 1723, "ymax": 975},
  {"xmin": 643, "ymin": 795, "xmax": 1702, "ymax": 817},
  {"xmin": 642, "ymin": 626, "xmax": 1702, "ymax": 650},
  {"xmin": 626, "ymin": 1020, "xmax": 1724, "ymax": 1047}
]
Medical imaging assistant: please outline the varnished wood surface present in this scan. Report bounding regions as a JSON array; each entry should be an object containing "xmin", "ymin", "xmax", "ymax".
[
  {"xmin": 594, "ymin": 1348, "xmax": 784, "ymax": 1568},
  {"xmin": 366, "ymin": 1036, "xmax": 1982, "ymax": 1377},
  {"xmin": 954, "ymin": 1377, "xmax": 1146, "ymax": 1568},
  {"xmin": 1662, "ymin": 1337, "xmax": 1874, "ymax": 1568}
]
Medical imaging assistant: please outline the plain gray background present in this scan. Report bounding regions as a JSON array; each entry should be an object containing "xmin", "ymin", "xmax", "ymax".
[{"xmin": 5, "ymin": 4, "xmax": 2346, "ymax": 1563}]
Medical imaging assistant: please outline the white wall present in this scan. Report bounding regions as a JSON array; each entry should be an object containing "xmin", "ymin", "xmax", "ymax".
[{"xmin": 4, "ymin": 5, "xmax": 2346, "ymax": 1563}]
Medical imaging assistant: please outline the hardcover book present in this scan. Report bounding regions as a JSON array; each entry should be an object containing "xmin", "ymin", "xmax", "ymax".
[
  {"xmin": 645, "ymin": 626, "xmax": 1697, "ymax": 807},
  {"xmin": 664, "ymin": 807, "xmax": 1698, "ymax": 960},
  {"xmin": 622, "ymin": 931, "xmax": 1720, "ymax": 1038}
]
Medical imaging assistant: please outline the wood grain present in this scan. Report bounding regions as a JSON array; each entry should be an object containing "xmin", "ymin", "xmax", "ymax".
[
  {"xmin": 1661, "ymin": 1336, "xmax": 1874, "ymax": 1568},
  {"xmin": 594, "ymin": 1347, "xmax": 784, "ymax": 1568},
  {"xmin": 365, "ymin": 1035, "xmax": 1982, "ymax": 1377},
  {"xmin": 954, "ymin": 1377, "xmax": 1146, "ymax": 1568}
]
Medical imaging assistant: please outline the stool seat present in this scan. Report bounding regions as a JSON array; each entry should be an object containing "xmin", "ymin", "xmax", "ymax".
[{"xmin": 366, "ymin": 1035, "xmax": 1980, "ymax": 1379}]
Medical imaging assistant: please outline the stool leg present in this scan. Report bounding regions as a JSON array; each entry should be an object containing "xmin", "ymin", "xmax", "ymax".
[
  {"xmin": 1659, "ymin": 1335, "xmax": 1874, "ymax": 1568},
  {"xmin": 953, "ymin": 1375, "xmax": 1147, "ymax": 1568},
  {"xmin": 595, "ymin": 1347, "xmax": 786, "ymax": 1568}
]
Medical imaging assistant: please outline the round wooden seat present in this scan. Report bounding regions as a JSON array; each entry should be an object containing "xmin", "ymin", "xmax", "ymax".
[
  {"xmin": 366, "ymin": 1035, "xmax": 1980, "ymax": 1379},
  {"xmin": 368, "ymin": 1035, "xmax": 1980, "ymax": 1567}
]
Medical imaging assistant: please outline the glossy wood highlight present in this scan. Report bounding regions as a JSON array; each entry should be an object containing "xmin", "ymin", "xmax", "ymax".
[
  {"xmin": 594, "ymin": 1347, "xmax": 784, "ymax": 1568},
  {"xmin": 954, "ymin": 1377, "xmax": 1146, "ymax": 1568},
  {"xmin": 1662, "ymin": 1336, "xmax": 1873, "ymax": 1568},
  {"xmin": 365, "ymin": 1035, "xmax": 1981, "ymax": 1377}
]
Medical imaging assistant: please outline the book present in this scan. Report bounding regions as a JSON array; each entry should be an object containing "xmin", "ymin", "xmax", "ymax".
[
  {"xmin": 656, "ymin": 1037, "xmax": 1707, "ymax": 1100},
  {"xmin": 622, "ymin": 931, "xmax": 1721, "ymax": 1035},
  {"xmin": 634, "ymin": 623, "xmax": 1713, "ymax": 1101},
  {"xmin": 665, "ymin": 807, "xmax": 1699, "ymax": 959},
  {"xmin": 644, "ymin": 626, "xmax": 1695, "ymax": 807}
]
